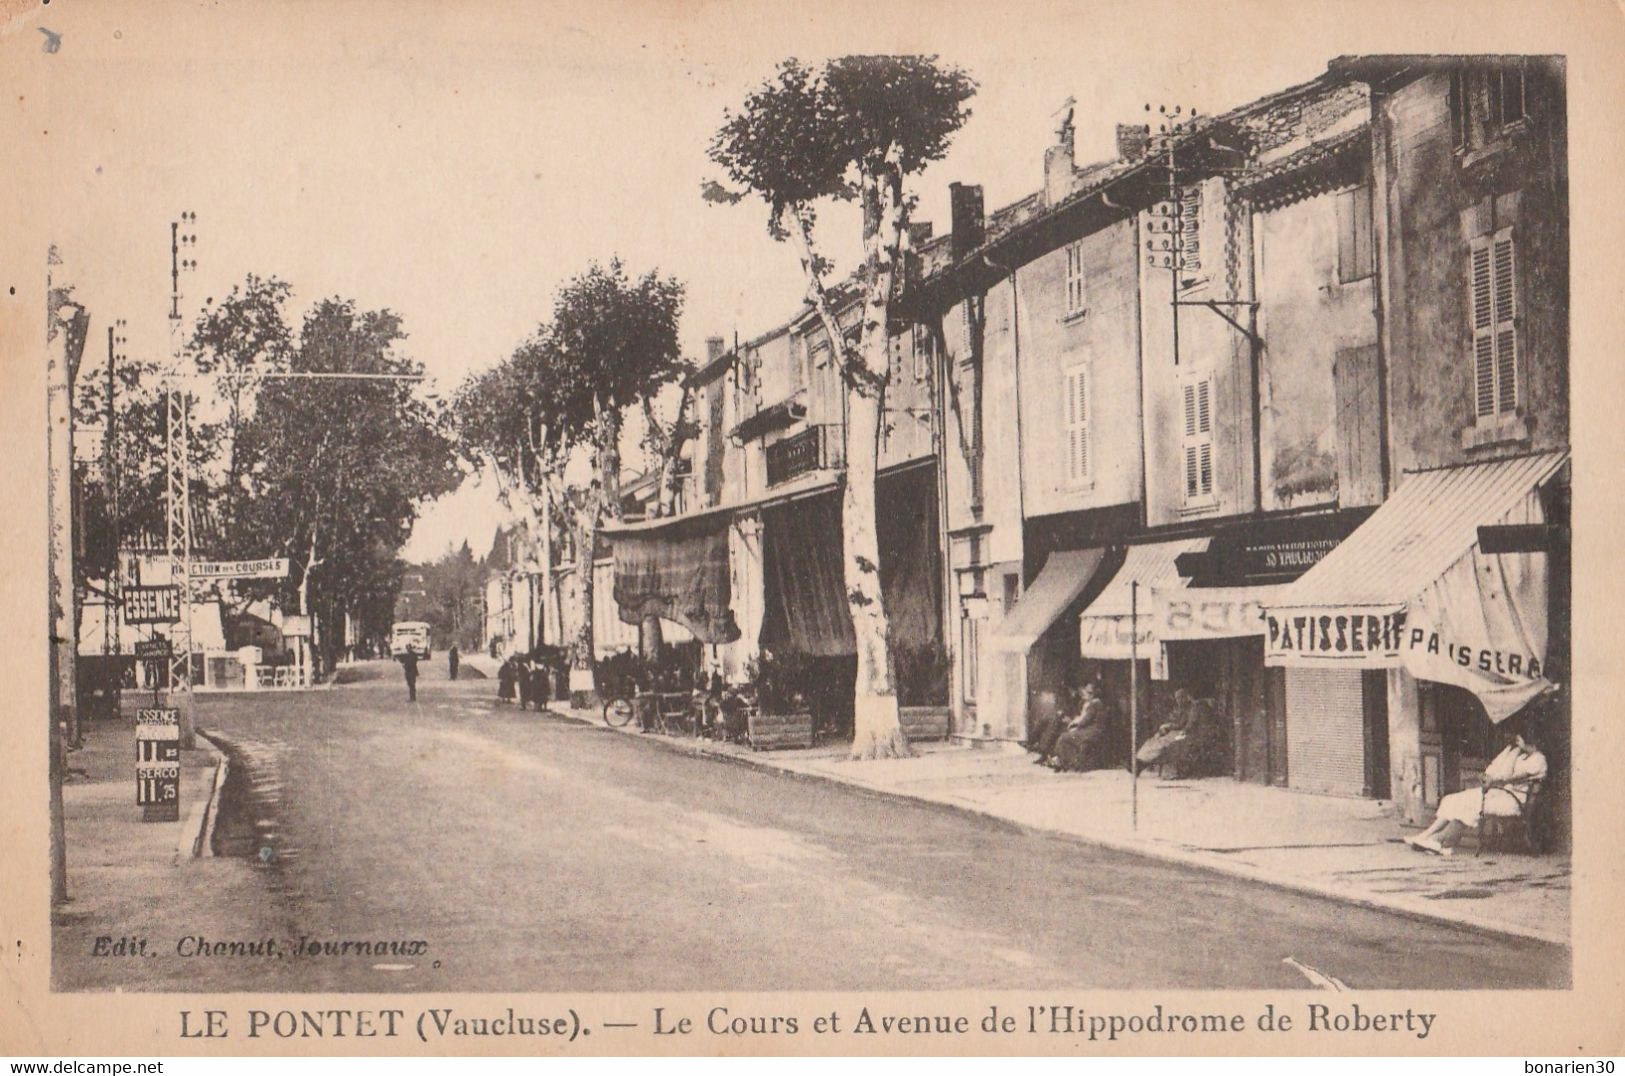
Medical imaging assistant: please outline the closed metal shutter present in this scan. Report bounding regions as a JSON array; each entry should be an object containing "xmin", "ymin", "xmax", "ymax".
[{"xmin": 1284, "ymin": 667, "xmax": 1366, "ymax": 796}]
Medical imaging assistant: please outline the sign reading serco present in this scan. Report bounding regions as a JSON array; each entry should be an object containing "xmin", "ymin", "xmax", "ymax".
[{"xmin": 135, "ymin": 708, "xmax": 181, "ymax": 822}]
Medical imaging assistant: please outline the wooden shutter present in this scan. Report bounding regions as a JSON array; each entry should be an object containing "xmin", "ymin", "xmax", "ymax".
[
  {"xmin": 1492, "ymin": 230, "xmax": 1518, "ymax": 413},
  {"xmin": 1337, "ymin": 186, "xmax": 1374, "ymax": 283},
  {"xmin": 1066, "ymin": 241, "xmax": 1086, "ymax": 313},
  {"xmin": 1065, "ymin": 365, "xmax": 1090, "ymax": 483},
  {"xmin": 1470, "ymin": 229, "xmax": 1518, "ymax": 419},
  {"xmin": 1181, "ymin": 377, "xmax": 1213, "ymax": 500}
]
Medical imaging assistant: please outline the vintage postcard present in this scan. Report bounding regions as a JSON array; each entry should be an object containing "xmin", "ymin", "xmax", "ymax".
[{"xmin": 3, "ymin": 0, "xmax": 1624, "ymax": 1059}]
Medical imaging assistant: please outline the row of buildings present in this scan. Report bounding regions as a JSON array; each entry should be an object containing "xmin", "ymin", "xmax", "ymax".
[{"xmin": 483, "ymin": 55, "xmax": 1570, "ymax": 830}]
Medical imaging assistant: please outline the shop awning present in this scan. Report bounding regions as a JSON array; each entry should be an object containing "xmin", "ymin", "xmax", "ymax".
[
  {"xmin": 1262, "ymin": 450, "xmax": 1568, "ymax": 722},
  {"xmin": 1150, "ymin": 581, "xmax": 1289, "ymax": 641},
  {"xmin": 988, "ymin": 548, "xmax": 1107, "ymax": 653},
  {"xmin": 610, "ymin": 512, "xmax": 741, "ymax": 645},
  {"xmin": 1078, "ymin": 538, "xmax": 1207, "ymax": 658}
]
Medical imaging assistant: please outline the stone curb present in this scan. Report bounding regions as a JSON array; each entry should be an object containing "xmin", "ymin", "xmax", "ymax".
[
  {"xmin": 178, "ymin": 732, "xmax": 227, "ymax": 861},
  {"xmin": 551, "ymin": 704, "xmax": 1569, "ymax": 950}
]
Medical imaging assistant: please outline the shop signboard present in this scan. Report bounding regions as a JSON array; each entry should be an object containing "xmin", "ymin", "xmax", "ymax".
[
  {"xmin": 135, "ymin": 707, "xmax": 181, "ymax": 822},
  {"xmin": 123, "ymin": 585, "xmax": 180, "ymax": 625},
  {"xmin": 191, "ymin": 557, "xmax": 289, "ymax": 581}
]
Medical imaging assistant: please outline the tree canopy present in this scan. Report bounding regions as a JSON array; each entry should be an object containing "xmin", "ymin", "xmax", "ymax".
[
  {"xmin": 708, "ymin": 56, "xmax": 977, "ymax": 238},
  {"xmin": 234, "ymin": 298, "xmax": 459, "ymax": 657}
]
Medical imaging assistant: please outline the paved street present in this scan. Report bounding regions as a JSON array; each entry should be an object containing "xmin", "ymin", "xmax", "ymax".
[{"xmin": 56, "ymin": 661, "xmax": 1568, "ymax": 992}]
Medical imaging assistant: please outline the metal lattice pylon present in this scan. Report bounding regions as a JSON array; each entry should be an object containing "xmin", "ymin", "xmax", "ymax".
[{"xmin": 165, "ymin": 382, "xmax": 192, "ymax": 693}]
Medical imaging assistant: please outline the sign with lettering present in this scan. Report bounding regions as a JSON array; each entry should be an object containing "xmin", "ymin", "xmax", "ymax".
[
  {"xmin": 133, "ymin": 638, "xmax": 172, "ymax": 659},
  {"xmin": 1153, "ymin": 586, "xmax": 1278, "ymax": 641},
  {"xmin": 191, "ymin": 557, "xmax": 289, "ymax": 580},
  {"xmin": 1264, "ymin": 606, "xmax": 1408, "ymax": 667},
  {"xmin": 123, "ymin": 585, "xmax": 180, "ymax": 625},
  {"xmin": 1079, "ymin": 614, "xmax": 1153, "ymax": 660},
  {"xmin": 1176, "ymin": 510, "xmax": 1372, "ymax": 587},
  {"xmin": 135, "ymin": 708, "xmax": 180, "ymax": 822}
]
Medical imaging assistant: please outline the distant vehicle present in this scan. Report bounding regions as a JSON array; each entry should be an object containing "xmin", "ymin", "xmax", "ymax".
[{"xmin": 390, "ymin": 621, "xmax": 432, "ymax": 660}]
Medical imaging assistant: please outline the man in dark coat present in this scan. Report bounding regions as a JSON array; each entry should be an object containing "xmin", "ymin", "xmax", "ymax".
[
  {"xmin": 497, "ymin": 656, "xmax": 516, "ymax": 703},
  {"xmin": 516, "ymin": 657, "xmax": 533, "ymax": 710},
  {"xmin": 526, "ymin": 651, "xmax": 550, "ymax": 710},
  {"xmin": 448, "ymin": 643, "xmax": 460, "ymax": 682},
  {"xmin": 399, "ymin": 651, "xmax": 420, "ymax": 702}
]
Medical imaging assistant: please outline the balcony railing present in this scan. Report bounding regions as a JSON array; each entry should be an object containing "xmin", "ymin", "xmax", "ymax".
[{"xmin": 765, "ymin": 424, "xmax": 846, "ymax": 487}]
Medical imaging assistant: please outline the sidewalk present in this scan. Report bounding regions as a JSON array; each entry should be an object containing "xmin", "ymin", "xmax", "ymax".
[{"xmin": 553, "ymin": 700, "xmax": 1570, "ymax": 946}]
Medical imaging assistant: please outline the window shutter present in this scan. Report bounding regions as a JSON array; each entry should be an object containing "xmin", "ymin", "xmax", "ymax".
[
  {"xmin": 1470, "ymin": 231, "xmax": 1518, "ymax": 419},
  {"xmin": 1470, "ymin": 239, "xmax": 1496, "ymax": 418},
  {"xmin": 1181, "ymin": 377, "xmax": 1213, "ymax": 500},
  {"xmin": 1492, "ymin": 232, "xmax": 1517, "ymax": 413},
  {"xmin": 1064, "ymin": 366, "xmax": 1089, "ymax": 483}
]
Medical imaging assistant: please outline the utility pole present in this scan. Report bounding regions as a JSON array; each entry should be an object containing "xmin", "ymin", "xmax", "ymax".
[
  {"xmin": 47, "ymin": 246, "xmax": 90, "ymax": 905},
  {"xmin": 104, "ymin": 321, "xmax": 128, "ymax": 668},
  {"xmin": 1144, "ymin": 104, "xmax": 1200, "ymax": 366},
  {"xmin": 166, "ymin": 213, "xmax": 198, "ymax": 749}
]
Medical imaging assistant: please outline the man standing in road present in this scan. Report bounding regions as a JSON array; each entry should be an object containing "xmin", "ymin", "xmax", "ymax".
[
  {"xmin": 400, "ymin": 650, "xmax": 420, "ymax": 702},
  {"xmin": 448, "ymin": 643, "xmax": 460, "ymax": 682}
]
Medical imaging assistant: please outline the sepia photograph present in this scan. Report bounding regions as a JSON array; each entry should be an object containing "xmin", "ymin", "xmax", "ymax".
[{"xmin": 5, "ymin": 0, "xmax": 1625, "ymax": 1060}]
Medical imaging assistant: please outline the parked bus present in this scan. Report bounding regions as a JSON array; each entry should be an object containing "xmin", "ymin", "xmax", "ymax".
[{"xmin": 390, "ymin": 621, "xmax": 432, "ymax": 660}]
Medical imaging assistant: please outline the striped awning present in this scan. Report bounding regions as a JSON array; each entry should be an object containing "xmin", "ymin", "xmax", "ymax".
[
  {"xmin": 988, "ymin": 548, "xmax": 1107, "ymax": 653},
  {"xmin": 1267, "ymin": 451, "xmax": 1568, "ymax": 613},
  {"xmin": 1078, "ymin": 538, "xmax": 1207, "ymax": 658},
  {"xmin": 1261, "ymin": 450, "xmax": 1568, "ymax": 721}
]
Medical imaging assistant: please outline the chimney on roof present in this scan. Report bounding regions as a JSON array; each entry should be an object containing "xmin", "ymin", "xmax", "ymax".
[
  {"xmin": 949, "ymin": 182, "xmax": 984, "ymax": 261},
  {"xmin": 1045, "ymin": 96, "xmax": 1078, "ymax": 206},
  {"xmin": 1116, "ymin": 123, "xmax": 1152, "ymax": 161},
  {"xmin": 705, "ymin": 335, "xmax": 725, "ymax": 363}
]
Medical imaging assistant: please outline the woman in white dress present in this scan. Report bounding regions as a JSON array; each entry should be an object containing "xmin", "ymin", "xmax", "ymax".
[{"xmin": 1407, "ymin": 729, "xmax": 1547, "ymax": 856}]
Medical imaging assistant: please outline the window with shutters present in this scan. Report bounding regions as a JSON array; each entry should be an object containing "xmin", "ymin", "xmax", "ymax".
[
  {"xmin": 1181, "ymin": 375, "xmax": 1215, "ymax": 503},
  {"xmin": 1064, "ymin": 240, "xmax": 1086, "ymax": 315},
  {"xmin": 1063, "ymin": 363, "xmax": 1091, "ymax": 486},
  {"xmin": 1336, "ymin": 185, "xmax": 1374, "ymax": 284},
  {"xmin": 1469, "ymin": 227, "xmax": 1518, "ymax": 421}
]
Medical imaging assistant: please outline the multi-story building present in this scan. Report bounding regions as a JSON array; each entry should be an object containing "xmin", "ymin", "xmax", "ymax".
[
  {"xmin": 605, "ymin": 289, "xmax": 945, "ymax": 731},
  {"xmin": 1264, "ymin": 56, "xmax": 1569, "ymax": 826}
]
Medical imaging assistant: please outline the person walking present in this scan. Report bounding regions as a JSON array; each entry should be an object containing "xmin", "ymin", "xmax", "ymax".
[
  {"xmin": 400, "ymin": 650, "xmax": 420, "ymax": 702},
  {"xmin": 448, "ymin": 643, "xmax": 460, "ymax": 682}
]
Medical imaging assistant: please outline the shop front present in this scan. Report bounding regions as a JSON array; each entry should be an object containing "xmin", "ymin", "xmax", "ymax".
[
  {"xmin": 1159, "ymin": 509, "xmax": 1379, "ymax": 793},
  {"xmin": 982, "ymin": 547, "xmax": 1114, "ymax": 743},
  {"xmin": 1076, "ymin": 538, "xmax": 1206, "ymax": 768},
  {"xmin": 757, "ymin": 464, "xmax": 944, "ymax": 738},
  {"xmin": 1262, "ymin": 451, "xmax": 1570, "ymax": 823}
]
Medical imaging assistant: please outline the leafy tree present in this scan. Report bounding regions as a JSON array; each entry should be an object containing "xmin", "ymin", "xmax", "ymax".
[
  {"xmin": 188, "ymin": 274, "xmax": 294, "ymax": 536},
  {"xmin": 708, "ymin": 55, "xmax": 976, "ymax": 758},
  {"xmin": 453, "ymin": 260, "xmax": 686, "ymax": 686},
  {"xmin": 420, "ymin": 540, "xmax": 483, "ymax": 650},
  {"xmin": 235, "ymin": 298, "xmax": 459, "ymax": 670},
  {"xmin": 72, "ymin": 351, "xmax": 224, "ymax": 602}
]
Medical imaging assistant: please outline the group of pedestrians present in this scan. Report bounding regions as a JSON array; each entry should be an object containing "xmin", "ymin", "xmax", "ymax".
[
  {"xmin": 1025, "ymin": 681, "xmax": 1113, "ymax": 772},
  {"xmin": 497, "ymin": 649, "xmax": 559, "ymax": 710}
]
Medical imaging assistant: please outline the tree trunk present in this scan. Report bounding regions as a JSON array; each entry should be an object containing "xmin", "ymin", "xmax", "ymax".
[
  {"xmin": 844, "ymin": 379, "xmax": 908, "ymax": 759},
  {"xmin": 640, "ymin": 613, "xmax": 665, "ymax": 662}
]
